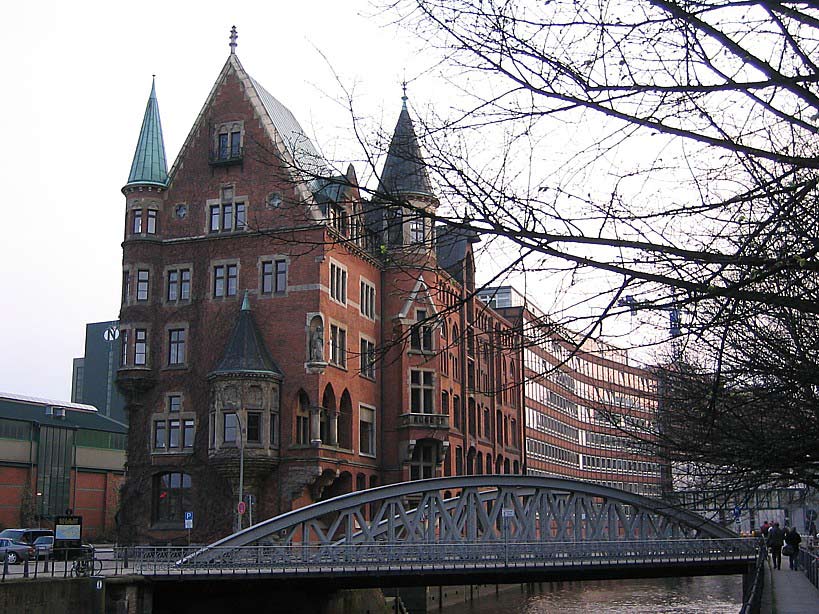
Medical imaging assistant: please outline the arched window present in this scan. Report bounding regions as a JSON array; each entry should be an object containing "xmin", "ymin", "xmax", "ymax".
[
  {"xmin": 476, "ymin": 451, "xmax": 483, "ymax": 475},
  {"xmin": 321, "ymin": 384, "xmax": 336, "ymax": 444},
  {"xmin": 153, "ymin": 472, "xmax": 192, "ymax": 525},
  {"xmin": 486, "ymin": 454, "xmax": 493, "ymax": 474},
  {"xmin": 338, "ymin": 390, "xmax": 353, "ymax": 449}
]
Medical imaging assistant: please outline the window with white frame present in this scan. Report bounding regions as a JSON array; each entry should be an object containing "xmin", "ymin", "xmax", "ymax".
[
  {"xmin": 330, "ymin": 324, "xmax": 347, "ymax": 368},
  {"xmin": 360, "ymin": 337, "xmax": 376, "ymax": 379},
  {"xmin": 410, "ymin": 370, "xmax": 434, "ymax": 413},
  {"xmin": 147, "ymin": 209, "xmax": 157, "ymax": 234},
  {"xmin": 360, "ymin": 279, "xmax": 375, "ymax": 319},
  {"xmin": 133, "ymin": 209, "xmax": 143, "ymax": 234},
  {"xmin": 329, "ymin": 262, "xmax": 347, "ymax": 304},
  {"xmin": 261, "ymin": 259, "xmax": 287, "ymax": 294},
  {"xmin": 135, "ymin": 329, "xmax": 148, "ymax": 365},
  {"xmin": 136, "ymin": 270, "xmax": 150, "ymax": 301},
  {"xmin": 359, "ymin": 405, "xmax": 375, "ymax": 456}
]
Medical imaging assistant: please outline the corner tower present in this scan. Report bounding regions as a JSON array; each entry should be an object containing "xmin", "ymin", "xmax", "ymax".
[{"xmin": 376, "ymin": 90, "xmax": 438, "ymax": 262}]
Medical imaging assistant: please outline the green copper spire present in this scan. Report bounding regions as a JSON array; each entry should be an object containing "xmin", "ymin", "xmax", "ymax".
[{"xmin": 126, "ymin": 77, "xmax": 168, "ymax": 188}]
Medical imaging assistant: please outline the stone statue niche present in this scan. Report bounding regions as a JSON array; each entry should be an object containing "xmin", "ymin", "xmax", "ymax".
[{"xmin": 308, "ymin": 315, "xmax": 325, "ymax": 364}]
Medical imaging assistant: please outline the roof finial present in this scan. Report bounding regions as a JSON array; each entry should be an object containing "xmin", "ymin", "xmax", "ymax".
[
  {"xmin": 401, "ymin": 80, "xmax": 408, "ymax": 110},
  {"xmin": 229, "ymin": 26, "xmax": 238, "ymax": 54}
]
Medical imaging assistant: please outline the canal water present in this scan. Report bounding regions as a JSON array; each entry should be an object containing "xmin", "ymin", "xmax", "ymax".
[{"xmin": 441, "ymin": 575, "xmax": 743, "ymax": 613}]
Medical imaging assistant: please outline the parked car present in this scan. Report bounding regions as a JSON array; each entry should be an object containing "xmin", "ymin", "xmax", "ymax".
[
  {"xmin": 0, "ymin": 528, "xmax": 53, "ymax": 545},
  {"xmin": 32, "ymin": 535, "xmax": 54, "ymax": 560},
  {"xmin": 0, "ymin": 538, "xmax": 35, "ymax": 564}
]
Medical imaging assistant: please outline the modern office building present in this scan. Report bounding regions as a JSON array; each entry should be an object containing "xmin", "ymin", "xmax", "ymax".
[
  {"xmin": 71, "ymin": 321, "xmax": 127, "ymax": 423},
  {"xmin": 479, "ymin": 286, "xmax": 662, "ymax": 497}
]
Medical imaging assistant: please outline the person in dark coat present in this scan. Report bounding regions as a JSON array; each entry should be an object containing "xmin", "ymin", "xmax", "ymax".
[
  {"xmin": 784, "ymin": 527, "xmax": 802, "ymax": 570},
  {"xmin": 767, "ymin": 522, "xmax": 786, "ymax": 570}
]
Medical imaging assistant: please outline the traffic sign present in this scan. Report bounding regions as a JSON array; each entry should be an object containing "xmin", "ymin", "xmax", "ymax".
[
  {"xmin": 238, "ymin": 501, "xmax": 247, "ymax": 515},
  {"xmin": 184, "ymin": 511, "xmax": 193, "ymax": 529}
]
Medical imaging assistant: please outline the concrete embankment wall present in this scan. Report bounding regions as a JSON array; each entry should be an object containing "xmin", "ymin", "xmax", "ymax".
[{"xmin": 0, "ymin": 576, "xmax": 105, "ymax": 614}]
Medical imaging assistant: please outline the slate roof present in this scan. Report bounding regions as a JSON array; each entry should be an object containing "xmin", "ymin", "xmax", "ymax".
[
  {"xmin": 211, "ymin": 295, "xmax": 283, "ymax": 377},
  {"xmin": 125, "ymin": 78, "xmax": 168, "ymax": 187},
  {"xmin": 436, "ymin": 224, "xmax": 480, "ymax": 283},
  {"xmin": 379, "ymin": 104, "xmax": 435, "ymax": 198},
  {"xmin": 0, "ymin": 392, "xmax": 127, "ymax": 433}
]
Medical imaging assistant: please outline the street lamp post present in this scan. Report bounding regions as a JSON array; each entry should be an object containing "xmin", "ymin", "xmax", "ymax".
[{"xmin": 235, "ymin": 413, "xmax": 245, "ymax": 533}]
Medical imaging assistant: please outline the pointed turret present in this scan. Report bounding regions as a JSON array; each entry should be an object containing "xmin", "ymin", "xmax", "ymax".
[
  {"xmin": 124, "ymin": 77, "xmax": 168, "ymax": 189},
  {"xmin": 211, "ymin": 293, "xmax": 283, "ymax": 377},
  {"xmin": 379, "ymin": 92, "xmax": 435, "ymax": 198}
]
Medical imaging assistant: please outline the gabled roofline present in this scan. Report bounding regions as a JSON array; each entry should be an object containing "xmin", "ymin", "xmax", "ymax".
[{"xmin": 165, "ymin": 54, "xmax": 323, "ymax": 222}]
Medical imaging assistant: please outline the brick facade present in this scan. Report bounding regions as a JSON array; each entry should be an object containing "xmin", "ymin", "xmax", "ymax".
[{"xmin": 116, "ymin": 51, "xmax": 524, "ymax": 543}]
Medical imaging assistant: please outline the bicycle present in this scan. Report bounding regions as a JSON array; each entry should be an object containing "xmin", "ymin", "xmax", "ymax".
[{"xmin": 70, "ymin": 555, "xmax": 102, "ymax": 577}]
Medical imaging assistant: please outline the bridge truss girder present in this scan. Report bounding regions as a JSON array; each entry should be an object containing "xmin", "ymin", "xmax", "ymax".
[{"xmin": 203, "ymin": 476, "xmax": 736, "ymax": 552}]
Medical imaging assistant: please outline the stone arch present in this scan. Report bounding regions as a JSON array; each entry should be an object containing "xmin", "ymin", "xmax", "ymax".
[
  {"xmin": 485, "ymin": 453, "xmax": 493, "ymax": 474},
  {"xmin": 321, "ymin": 384, "xmax": 336, "ymax": 444},
  {"xmin": 466, "ymin": 447, "xmax": 476, "ymax": 475},
  {"xmin": 476, "ymin": 451, "xmax": 484, "ymax": 475},
  {"xmin": 495, "ymin": 454, "xmax": 504, "ymax": 474}
]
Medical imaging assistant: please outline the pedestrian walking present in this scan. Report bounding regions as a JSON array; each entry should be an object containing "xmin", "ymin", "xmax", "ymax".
[
  {"xmin": 783, "ymin": 527, "xmax": 801, "ymax": 570},
  {"xmin": 767, "ymin": 522, "xmax": 785, "ymax": 570}
]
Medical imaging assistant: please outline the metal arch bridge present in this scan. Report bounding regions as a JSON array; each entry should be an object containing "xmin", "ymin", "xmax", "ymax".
[{"xmin": 130, "ymin": 476, "xmax": 760, "ymax": 586}]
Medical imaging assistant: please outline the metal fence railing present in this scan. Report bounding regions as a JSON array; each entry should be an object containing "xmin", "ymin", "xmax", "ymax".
[
  {"xmin": 798, "ymin": 548, "xmax": 819, "ymax": 591},
  {"xmin": 739, "ymin": 540, "xmax": 767, "ymax": 614},
  {"xmin": 0, "ymin": 538, "xmax": 759, "ymax": 582}
]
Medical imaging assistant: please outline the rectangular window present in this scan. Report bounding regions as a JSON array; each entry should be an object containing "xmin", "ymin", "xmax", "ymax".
[
  {"xmin": 360, "ymin": 338, "xmax": 375, "ymax": 379},
  {"xmin": 168, "ymin": 395, "xmax": 181, "ymax": 413},
  {"xmin": 360, "ymin": 280, "xmax": 375, "ymax": 319},
  {"xmin": 227, "ymin": 264, "xmax": 238, "ymax": 296},
  {"xmin": 223, "ymin": 413, "xmax": 238, "ymax": 444},
  {"xmin": 359, "ymin": 406, "xmax": 375, "ymax": 456},
  {"xmin": 330, "ymin": 324, "xmax": 347, "ymax": 368},
  {"xmin": 214, "ymin": 264, "xmax": 238, "ymax": 298},
  {"xmin": 410, "ymin": 370, "xmax": 434, "ymax": 413},
  {"xmin": 269, "ymin": 413, "xmax": 278, "ymax": 447},
  {"xmin": 247, "ymin": 412, "xmax": 261, "ymax": 443},
  {"xmin": 120, "ymin": 329, "xmax": 129, "ymax": 366},
  {"xmin": 236, "ymin": 203, "xmax": 246, "ymax": 229},
  {"xmin": 410, "ymin": 309, "xmax": 432, "ymax": 351},
  {"xmin": 180, "ymin": 269, "xmax": 191, "ymax": 300},
  {"xmin": 153, "ymin": 421, "xmax": 166, "ymax": 449},
  {"xmin": 168, "ymin": 329, "xmax": 186, "ymax": 365},
  {"xmin": 296, "ymin": 415, "xmax": 310, "ymax": 445},
  {"xmin": 167, "ymin": 270, "xmax": 178, "ymax": 302},
  {"xmin": 168, "ymin": 419, "xmax": 180, "ymax": 448},
  {"xmin": 210, "ymin": 205, "xmax": 220, "ymax": 232},
  {"xmin": 330, "ymin": 263, "xmax": 347, "ymax": 304},
  {"xmin": 222, "ymin": 203, "xmax": 234, "ymax": 231},
  {"xmin": 262, "ymin": 259, "xmax": 287, "ymax": 294},
  {"xmin": 409, "ymin": 218, "xmax": 424, "ymax": 243},
  {"xmin": 147, "ymin": 210, "xmax": 157, "ymax": 234},
  {"xmin": 136, "ymin": 270, "xmax": 149, "ymax": 301},
  {"xmin": 183, "ymin": 419, "xmax": 195, "ymax": 448},
  {"xmin": 230, "ymin": 131, "xmax": 241, "ymax": 157},
  {"xmin": 218, "ymin": 133, "xmax": 229, "ymax": 159},
  {"xmin": 122, "ymin": 271, "xmax": 131, "ymax": 304},
  {"xmin": 133, "ymin": 209, "xmax": 143, "ymax": 234},
  {"xmin": 134, "ymin": 329, "xmax": 148, "ymax": 365}
]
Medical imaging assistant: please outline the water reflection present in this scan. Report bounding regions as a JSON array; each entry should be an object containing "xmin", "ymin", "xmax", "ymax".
[{"xmin": 442, "ymin": 575, "xmax": 742, "ymax": 613}]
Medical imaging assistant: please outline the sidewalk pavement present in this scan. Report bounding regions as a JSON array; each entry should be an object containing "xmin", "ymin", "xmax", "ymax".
[{"xmin": 769, "ymin": 562, "xmax": 819, "ymax": 613}]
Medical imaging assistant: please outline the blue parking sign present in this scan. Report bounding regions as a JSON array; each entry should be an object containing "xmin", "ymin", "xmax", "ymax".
[{"xmin": 184, "ymin": 511, "xmax": 193, "ymax": 529}]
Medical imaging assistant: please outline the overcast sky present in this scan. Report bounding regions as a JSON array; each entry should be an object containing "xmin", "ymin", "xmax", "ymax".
[{"xmin": 0, "ymin": 0, "xmax": 444, "ymax": 401}]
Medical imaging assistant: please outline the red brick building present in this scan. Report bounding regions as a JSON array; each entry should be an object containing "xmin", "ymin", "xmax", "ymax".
[
  {"xmin": 116, "ymin": 39, "xmax": 524, "ymax": 543},
  {"xmin": 479, "ymin": 287, "xmax": 662, "ymax": 496}
]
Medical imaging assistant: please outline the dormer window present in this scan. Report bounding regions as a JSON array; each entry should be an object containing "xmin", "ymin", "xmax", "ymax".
[{"xmin": 211, "ymin": 122, "xmax": 244, "ymax": 166}]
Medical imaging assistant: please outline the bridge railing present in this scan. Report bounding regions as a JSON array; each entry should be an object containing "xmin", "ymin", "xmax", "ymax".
[
  {"xmin": 798, "ymin": 548, "xmax": 819, "ymax": 591},
  {"xmin": 120, "ymin": 538, "xmax": 757, "ymax": 577}
]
